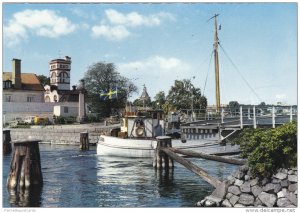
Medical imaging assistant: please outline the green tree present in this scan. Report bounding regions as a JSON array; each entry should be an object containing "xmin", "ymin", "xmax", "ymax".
[
  {"xmin": 83, "ymin": 62, "xmax": 137, "ymax": 117},
  {"xmin": 228, "ymin": 101, "xmax": 240, "ymax": 115},
  {"xmin": 153, "ymin": 91, "xmax": 166, "ymax": 109},
  {"xmin": 37, "ymin": 75, "xmax": 50, "ymax": 86},
  {"xmin": 166, "ymin": 79, "xmax": 207, "ymax": 111},
  {"xmin": 232, "ymin": 121, "xmax": 297, "ymax": 178}
]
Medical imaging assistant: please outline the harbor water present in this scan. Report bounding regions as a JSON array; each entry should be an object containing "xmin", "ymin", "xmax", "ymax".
[{"xmin": 3, "ymin": 144, "xmax": 237, "ymax": 207}]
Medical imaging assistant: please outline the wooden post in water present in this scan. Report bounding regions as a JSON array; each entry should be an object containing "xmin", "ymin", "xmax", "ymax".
[
  {"xmin": 3, "ymin": 130, "xmax": 12, "ymax": 154},
  {"xmin": 7, "ymin": 139, "xmax": 43, "ymax": 190},
  {"xmin": 80, "ymin": 132, "xmax": 89, "ymax": 150},
  {"xmin": 153, "ymin": 136, "xmax": 173, "ymax": 169}
]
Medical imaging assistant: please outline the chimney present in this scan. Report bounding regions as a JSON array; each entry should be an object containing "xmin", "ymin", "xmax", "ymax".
[{"xmin": 12, "ymin": 59, "xmax": 21, "ymax": 89}]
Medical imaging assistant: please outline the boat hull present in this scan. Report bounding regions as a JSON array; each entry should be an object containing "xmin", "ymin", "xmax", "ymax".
[{"xmin": 97, "ymin": 135, "xmax": 239, "ymax": 158}]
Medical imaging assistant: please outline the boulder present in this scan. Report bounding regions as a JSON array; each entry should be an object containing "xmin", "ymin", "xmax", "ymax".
[
  {"xmin": 234, "ymin": 179, "xmax": 244, "ymax": 187},
  {"xmin": 205, "ymin": 195, "xmax": 222, "ymax": 206},
  {"xmin": 263, "ymin": 183, "xmax": 281, "ymax": 193},
  {"xmin": 280, "ymin": 179, "xmax": 289, "ymax": 188},
  {"xmin": 250, "ymin": 177, "xmax": 259, "ymax": 186},
  {"xmin": 205, "ymin": 199, "xmax": 217, "ymax": 207},
  {"xmin": 234, "ymin": 204, "xmax": 245, "ymax": 207},
  {"xmin": 229, "ymin": 195, "xmax": 239, "ymax": 206},
  {"xmin": 261, "ymin": 178, "xmax": 269, "ymax": 186},
  {"xmin": 238, "ymin": 193, "xmax": 255, "ymax": 206},
  {"xmin": 226, "ymin": 192, "xmax": 233, "ymax": 200},
  {"xmin": 277, "ymin": 188, "xmax": 288, "ymax": 198},
  {"xmin": 277, "ymin": 198, "xmax": 292, "ymax": 207},
  {"xmin": 240, "ymin": 182, "xmax": 251, "ymax": 193},
  {"xmin": 288, "ymin": 175, "xmax": 298, "ymax": 183},
  {"xmin": 222, "ymin": 199, "xmax": 232, "ymax": 207},
  {"xmin": 287, "ymin": 193, "xmax": 298, "ymax": 206},
  {"xmin": 258, "ymin": 192, "xmax": 277, "ymax": 207},
  {"xmin": 244, "ymin": 175, "xmax": 250, "ymax": 181},
  {"xmin": 275, "ymin": 172, "xmax": 288, "ymax": 180},
  {"xmin": 228, "ymin": 185, "xmax": 241, "ymax": 196},
  {"xmin": 288, "ymin": 183, "xmax": 297, "ymax": 192},
  {"xmin": 251, "ymin": 185, "xmax": 263, "ymax": 197}
]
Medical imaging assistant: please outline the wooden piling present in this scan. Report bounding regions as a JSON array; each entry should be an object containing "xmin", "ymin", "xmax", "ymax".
[
  {"xmin": 7, "ymin": 139, "xmax": 43, "ymax": 190},
  {"xmin": 153, "ymin": 136, "xmax": 174, "ymax": 169},
  {"xmin": 80, "ymin": 132, "xmax": 89, "ymax": 150},
  {"xmin": 3, "ymin": 130, "xmax": 12, "ymax": 154}
]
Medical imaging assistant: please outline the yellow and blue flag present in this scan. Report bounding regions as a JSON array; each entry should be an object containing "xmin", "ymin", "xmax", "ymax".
[{"xmin": 99, "ymin": 87, "xmax": 120, "ymax": 101}]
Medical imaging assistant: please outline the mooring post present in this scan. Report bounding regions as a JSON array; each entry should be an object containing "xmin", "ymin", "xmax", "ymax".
[
  {"xmin": 240, "ymin": 106, "xmax": 243, "ymax": 129},
  {"xmin": 3, "ymin": 129, "xmax": 12, "ymax": 154},
  {"xmin": 80, "ymin": 132, "xmax": 89, "ymax": 150},
  {"xmin": 153, "ymin": 136, "xmax": 173, "ymax": 169},
  {"xmin": 7, "ymin": 139, "xmax": 43, "ymax": 191},
  {"xmin": 253, "ymin": 106, "xmax": 257, "ymax": 129}
]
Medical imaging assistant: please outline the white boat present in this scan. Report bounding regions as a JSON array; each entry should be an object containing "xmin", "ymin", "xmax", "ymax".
[{"xmin": 96, "ymin": 109, "xmax": 239, "ymax": 158}]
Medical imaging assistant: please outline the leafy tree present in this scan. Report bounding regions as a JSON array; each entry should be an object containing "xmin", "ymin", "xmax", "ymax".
[
  {"xmin": 229, "ymin": 101, "xmax": 240, "ymax": 115},
  {"xmin": 231, "ymin": 121, "xmax": 297, "ymax": 178},
  {"xmin": 37, "ymin": 75, "xmax": 50, "ymax": 86},
  {"xmin": 166, "ymin": 79, "xmax": 207, "ymax": 111},
  {"xmin": 83, "ymin": 62, "xmax": 137, "ymax": 117},
  {"xmin": 153, "ymin": 91, "xmax": 166, "ymax": 109}
]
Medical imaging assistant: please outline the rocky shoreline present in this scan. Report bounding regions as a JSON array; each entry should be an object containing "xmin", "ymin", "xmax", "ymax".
[{"xmin": 196, "ymin": 165, "xmax": 297, "ymax": 208}]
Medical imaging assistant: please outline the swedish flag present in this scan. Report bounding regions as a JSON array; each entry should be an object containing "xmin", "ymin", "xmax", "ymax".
[{"xmin": 99, "ymin": 87, "xmax": 119, "ymax": 101}]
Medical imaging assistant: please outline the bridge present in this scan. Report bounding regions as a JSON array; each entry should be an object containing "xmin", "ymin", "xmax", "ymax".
[{"xmin": 180, "ymin": 105, "xmax": 297, "ymax": 143}]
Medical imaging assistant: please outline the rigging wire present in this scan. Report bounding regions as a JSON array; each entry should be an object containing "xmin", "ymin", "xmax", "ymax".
[
  {"xmin": 202, "ymin": 49, "xmax": 214, "ymax": 97},
  {"xmin": 218, "ymin": 42, "xmax": 262, "ymax": 102}
]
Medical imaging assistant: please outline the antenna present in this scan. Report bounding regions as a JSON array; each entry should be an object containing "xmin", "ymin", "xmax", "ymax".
[{"xmin": 207, "ymin": 14, "xmax": 219, "ymax": 23}]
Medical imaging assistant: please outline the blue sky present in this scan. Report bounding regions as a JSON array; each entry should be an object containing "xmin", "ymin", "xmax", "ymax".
[{"xmin": 2, "ymin": 2, "xmax": 297, "ymax": 105}]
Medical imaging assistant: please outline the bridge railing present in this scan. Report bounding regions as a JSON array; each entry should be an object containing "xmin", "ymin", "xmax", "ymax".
[{"xmin": 181, "ymin": 105, "xmax": 297, "ymax": 128}]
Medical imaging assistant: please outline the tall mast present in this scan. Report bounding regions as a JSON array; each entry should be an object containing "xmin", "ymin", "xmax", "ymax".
[{"xmin": 213, "ymin": 14, "xmax": 221, "ymax": 112}]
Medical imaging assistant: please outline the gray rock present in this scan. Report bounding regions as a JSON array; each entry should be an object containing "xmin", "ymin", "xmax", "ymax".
[
  {"xmin": 222, "ymin": 199, "xmax": 232, "ymax": 207},
  {"xmin": 205, "ymin": 195, "xmax": 222, "ymax": 205},
  {"xmin": 234, "ymin": 179, "xmax": 244, "ymax": 187},
  {"xmin": 227, "ymin": 175, "xmax": 235, "ymax": 185},
  {"xmin": 234, "ymin": 204, "xmax": 245, "ymax": 207},
  {"xmin": 258, "ymin": 192, "xmax": 277, "ymax": 207},
  {"xmin": 226, "ymin": 193, "xmax": 233, "ymax": 200},
  {"xmin": 239, "ymin": 165, "xmax": 249, "ymax": 173},
  {"xmin": 195, "ymin": 201, "xmax": 203, "ymax": 207},
  {"xmin": 288, "ymin": 183, "xmax": 297, "ymax": 192},
  {"xmin": 295, "ymin": 190, "xmax": 298, "ymax": 195},
  {"xmin": 277, "ymin": 188, "xmax": 288, "ymax": 198},
  {"xmin": 263, "ymin": 183, "xmax": 281, "ymax": 193},
  {"xmin": 244, "ymin": 175, "xmax": 250, "ymax": 181},
  {"xmin": 205, "ymin": 199, "xmax": 217, "ymax": 207},
  {"xmin": 275, "ymin": 172, "xmax": 288, "ymax": 180},
  {"xmin": 228, "ymin": 185, "xmax": 241, "ymax": 196},
  {"xmin": 288, "ymin": 170, "xmax": 295, "ymax": 175},
  {"xmin": 277, "ymin": 198, "xmax": 292, "ymax": 207},
  {"xmin": 233, "ymin": 170, "xmax": 245, "ymax": 180},
  {"xmin": 229, "ymin": 195, "xmax": 239, "ymax": 206},
  {"xmin": 272, "ymin": 178, "xmax": 281, "ymax": 184},
  {"xmin": 281, "ymin": 179, "xmax": 289, "ymax": 188},
  {"xmin": 211, "ymin": 181, "xmax": 229, "ymax": 199},
  {"xmin": 250, "ymin": 177, "xmax": 259, "ymax": 186},
  {"xmin": 287, "ymin": 192, "xmax": 298, "ymax": 206},
  {"xmin": 254, "ymin": 198, "xmax": 263, "ymax": 206},
  {"xmin": 252, "ymin": 185, "xmax": 263, "ymax": 197},
  {"xmin": 288, "ymin": 175, "xmax": 298, "ymax": 183},
  {"xmin": 240, "ymin": 182, "xmax": 251, "ymax": 193},
  {"xmin": 238, "ymin": 193, "xmax": 255, "ymax": 206},
  {"xmin": 261, "ymin": 178, "xmax": 269, "ymax": 186}
]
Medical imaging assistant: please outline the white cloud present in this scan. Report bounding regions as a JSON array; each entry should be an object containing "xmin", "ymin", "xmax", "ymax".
[
  {"xmin": 118, "ymin": 56, "xmax": 192, "ymax": 99},
  {"xmin": 91, "ymin": 9, "xmax": 175, "ymax": 40},
  {"xmin": 91, "ymin": 25, "xmax": 130, "ymax": 41},
  {"xmin": 4, "ymin": 9, "xmax": 77, "ymax": 46}
]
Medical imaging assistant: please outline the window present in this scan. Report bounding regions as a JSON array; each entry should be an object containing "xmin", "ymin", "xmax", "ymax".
[
  {"xmin": 3, "ymin": 80, "xmax": 12, "ymax": 89},
  {"xmin": 5, "ymin": 95, "xmax": 12, "ymax": 102},
  {"xmin": 64, "ymin": 107, "xmax": 69, "ymax": 113},
  {"xmin": 27, "ymin": 96, "xmax": 34, "ymax": 102}
]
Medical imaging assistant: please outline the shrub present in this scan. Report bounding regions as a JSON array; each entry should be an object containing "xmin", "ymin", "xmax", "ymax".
[{"xmin": 231, "ymin": 121, "xmax": 297, "ymax": 178}]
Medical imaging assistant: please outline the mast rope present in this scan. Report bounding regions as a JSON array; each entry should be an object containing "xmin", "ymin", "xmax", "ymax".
[
  {"xmin": 218, "ymin": 42, "xmax": 262, "ymax": 102},
  {"xmin": 202, "ymin": 49, "xmax": 214, "ymax": 97}
]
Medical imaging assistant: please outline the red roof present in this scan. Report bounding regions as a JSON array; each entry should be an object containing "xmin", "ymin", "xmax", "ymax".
[{"xmin": 3, "ymin": 72, "xmax": 44, "ymax": 91}]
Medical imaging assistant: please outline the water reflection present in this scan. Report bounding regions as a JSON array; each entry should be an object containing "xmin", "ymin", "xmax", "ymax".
[{"xmin": 8, "ymin": 186, "xmax": 42, "ymax": 207}]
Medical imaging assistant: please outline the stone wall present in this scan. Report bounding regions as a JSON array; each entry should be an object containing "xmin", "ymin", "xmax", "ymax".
[
  {"xmin": 9, "ymin": 124, "xmax": 117, "ymax": 145},
  {"xmin": 196, "ymin": 165, "xmax": 297, "ymax": 208}
]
